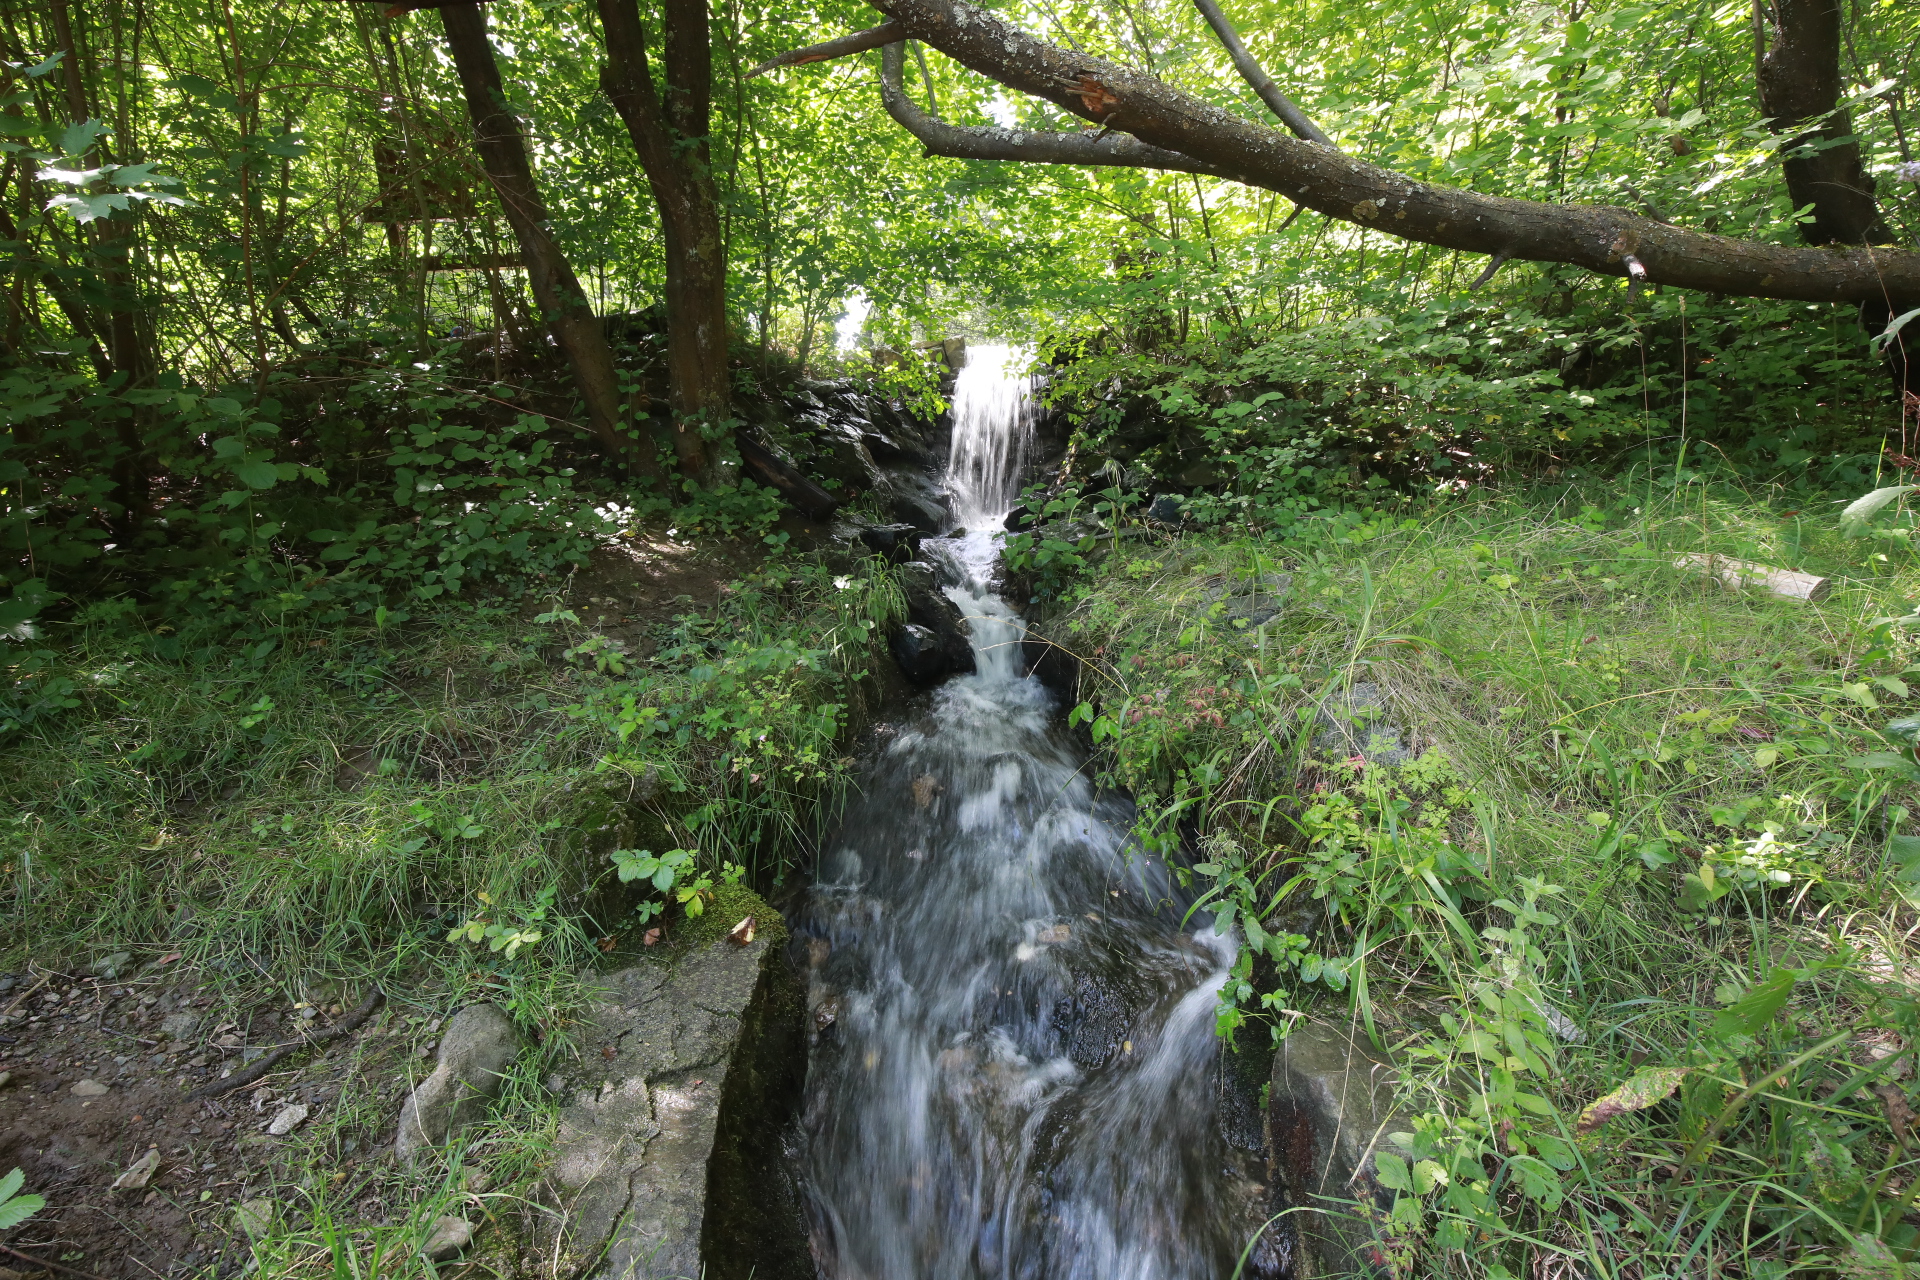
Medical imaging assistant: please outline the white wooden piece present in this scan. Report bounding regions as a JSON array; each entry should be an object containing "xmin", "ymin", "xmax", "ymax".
[{"xmin": 1676, "ymin": 553, "xmax": 1831, "ymax": 602}]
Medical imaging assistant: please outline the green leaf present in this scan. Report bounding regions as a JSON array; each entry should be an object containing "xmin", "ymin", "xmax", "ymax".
[
  {"xmin": 1507, "ymin": 1153, "xmax": 1564, "ymax": 1206},
  {"xmin": 1712, "ymin": 968, "xmax": 1798, "ymax": 1039},
  {"xmin": 0, "ymin": 1189, "xmax": 44, "ymax": 1231},
  {"xmin": 1373, "ymin": 1151, "xmax": 1413, "ymax": 1192},
  {"xmin": 1839, "ymin": 485, "xmax": 1919, "ymax": 527},
  {"xmin": 1890, "ymin": 834, "xmax": 1920, "ymax": 882},
  {"xmin": 1874, "ymin": 306, "xmax": 1920, "ymax": 352},
  {"xmin": 233, "ymin": 460, "xmax": 279, "ymax": 489}
]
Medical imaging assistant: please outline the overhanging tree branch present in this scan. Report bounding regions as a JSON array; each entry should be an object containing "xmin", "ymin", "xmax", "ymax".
[
  {"xmin": 839, "ymin": 0, "xmax": 1919, "ymax": 303},
  {"xmin": 877, "ymin": 42, "xmax": 1232, "ymax": 177},
  {"xmin": 1189, "ymin": 0, "xmax": 1332, "ymax": 147},
  {"xmin": 749, "ymin": 21, "xmax": 906, "ymax": 77}
]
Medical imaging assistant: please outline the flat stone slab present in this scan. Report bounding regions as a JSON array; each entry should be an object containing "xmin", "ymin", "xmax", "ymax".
[
  {"xmin": 1268, "ymin": 1018, "xmax": 1400, "ymax": 1275},
  {"xmin": 547, "ymin": 933, "xmax": 806, "ymax": 1280}
]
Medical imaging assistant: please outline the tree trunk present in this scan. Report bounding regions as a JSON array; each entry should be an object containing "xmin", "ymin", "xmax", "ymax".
[
  {"xmin": 47, "ymin": 0, "xmax": 152, "ymax": 534},
  {"xmin": 796, "ymin": 0, "xmax": 1920, "ymax": 303},
  {"xmin": 437, "ymin": 2, "xmax": 654, "ymax": 475},
  {"xmin": 1755, "ymin": 0, "xmax": 1890, "ymax": 246},
  {"xmin": 597, "ymin": 0, "xmax": 725, "ymax": 483}
]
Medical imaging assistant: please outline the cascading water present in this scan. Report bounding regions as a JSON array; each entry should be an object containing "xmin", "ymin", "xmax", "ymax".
[{"xmin": 797, "ymin": 345, "xmax": 1287, "ymax": 1279}]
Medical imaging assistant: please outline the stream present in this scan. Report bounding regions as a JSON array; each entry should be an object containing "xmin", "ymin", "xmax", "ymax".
[{"xmin": 796, "ymin": 347, "xmax": 1285, "ymax": 1280}]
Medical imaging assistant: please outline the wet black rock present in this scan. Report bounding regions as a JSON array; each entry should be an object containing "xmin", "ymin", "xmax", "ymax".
[
  {"xmin": 890, "ymin": 623, "xmax": 972, "ymax": 684},
  {"xmin": 897, "ymin": 563, "xmax": 976, "ymax": 670},
  {"xmin": 1003, "ymin": 504, "xmax": 1032, "ymax": 532},
  {"xmin": 856, "ymin": 523, "xmax": 922, "ymax": 563},
  {"xmin": 884, "ymin": 475, "xmax": 954, "ymax": 532},
  {"xmin": 1146, "ymin": 493, "xmax": 1188, "ymax": 526}
]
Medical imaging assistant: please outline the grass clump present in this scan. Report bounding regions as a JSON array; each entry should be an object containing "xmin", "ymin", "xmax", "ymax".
[{"xmin": 1050, "ymin": 472, "xmax": 1920, "ymax": 1274}]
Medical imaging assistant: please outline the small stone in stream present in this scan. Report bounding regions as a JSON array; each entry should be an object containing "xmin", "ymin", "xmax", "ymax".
[
  {"xmin": 70, "ymin": 1078, "xmax": 109, "ymax": 1096},
  {"xmin": 112, "ymin": 1147, "xmax": 161, "ymax": 1190},
  {"xmin": 268, "ymin": 1103, "xmax": 310, "ymax": 1136},
  {"xmin": 233, "ymin": 1198, "xmax": 275, "ymax": 1241},
  {"xmin": 423, "ymin": 1215, "xmax": 475, "ymax": 1261}
]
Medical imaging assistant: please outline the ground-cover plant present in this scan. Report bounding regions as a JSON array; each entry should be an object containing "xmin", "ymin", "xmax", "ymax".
[
  {"xmin": 0, "ymin": 545, "xmax": 899, "ymax": 990},
  {"xmin": 1052, "ymin": 472, "xmax": 1920, "ymax": 1274}
]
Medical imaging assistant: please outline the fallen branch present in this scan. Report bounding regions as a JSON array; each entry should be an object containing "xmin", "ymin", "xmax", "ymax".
[
  {"xmin": 852, "ymin": 0, "xmax": 1920, "ymax": 302},
  {"xmin": 749, "ymin": 20, "xmax": 906, "ymax": 77},
  {"xmin": 190, "ymin": 987, "xmax": 384, "ymax": 1101}
]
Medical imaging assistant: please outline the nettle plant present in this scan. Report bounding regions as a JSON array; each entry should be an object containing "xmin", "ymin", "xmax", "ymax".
[{"xmin": 1181, "ymin": 749, "xmax": 1492, "ymax": 1045}]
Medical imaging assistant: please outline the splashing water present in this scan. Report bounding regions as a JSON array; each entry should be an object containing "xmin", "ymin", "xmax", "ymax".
[{"xmin": 797, "ymin": 347, "xmax": 1286, "ymax": 1279}]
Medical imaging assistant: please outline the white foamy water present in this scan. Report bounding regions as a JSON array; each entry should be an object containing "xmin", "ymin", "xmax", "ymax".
[{"xmin": 796, "ymin": 348, "xmax": 1288, "ymax": 1279}]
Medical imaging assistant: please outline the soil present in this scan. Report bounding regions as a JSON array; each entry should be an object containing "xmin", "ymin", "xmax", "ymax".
[{"xmin": 0, "ymin": 966, "xmax": 446, "ymax": 1278}]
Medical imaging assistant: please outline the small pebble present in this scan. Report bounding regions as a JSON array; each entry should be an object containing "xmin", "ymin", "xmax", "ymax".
[
  {"xmin": 267, "ymin": 1103, "xmax": 310, "ymax": 1136},
  {"xmin": 70, "ymin": 1079, "xmax": 109, "ymax": 1097},
  {"xmin": 422, "ymin": 1215, "xmax": 474, "ymax": 1261}
]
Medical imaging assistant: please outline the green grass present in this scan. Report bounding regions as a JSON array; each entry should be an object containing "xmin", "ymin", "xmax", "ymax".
[{"xmin": 1053, "ymin": 470, "xmax": 1920, "ymax": 1276}]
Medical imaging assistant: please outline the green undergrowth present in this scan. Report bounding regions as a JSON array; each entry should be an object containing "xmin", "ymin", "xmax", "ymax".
[
  {"xmin": 0, "ymin": 545, "xmax": 898, "ymax": 1000},
  {"xmin": 1050, "ymin": 473, "xmax": 1920, "ymax": 1275}
]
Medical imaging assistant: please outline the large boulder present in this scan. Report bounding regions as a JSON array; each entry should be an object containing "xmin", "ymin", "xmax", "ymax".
[
  {"xmin": 857, "ymin": 523, "xmax": 922, "ymax": 563},
  {"xmin": 891, "ymin": 624, "xmax": 970, "ymax": 684},
  {"xmin": 1268, "ymin": 1018, "xmax": 1401, "ymax": 1275},
  {"xmin": 546, "ymin": 911, "xmax": 809, "ymax": 1280},
  {"xmin": 883, "ymin": 473, "xmax": 954, "ymax": 532},
  {"xmin": 895, "ymin": 562, "xmax": 975, "ymax": 681},
  {"xmin": 394, "ymin": 1004, "xmax": 526, "ymax": 1162}
]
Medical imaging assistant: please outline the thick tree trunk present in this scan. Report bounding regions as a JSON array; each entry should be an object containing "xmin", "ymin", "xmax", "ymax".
[
  {"xmin": 437, "ymin": 2, "xmax": 651, "ymax": 473},
  {"xmin": 839, "ymin": 0, "xmax": 1920, "ymax": 303},
  {"xmin": 597, "ymin": 0, "xmax": 725, "ymax": 483},
  {"xmin": 1755, "ymin": 0, "xmax": 1890, "ymax": 246}
]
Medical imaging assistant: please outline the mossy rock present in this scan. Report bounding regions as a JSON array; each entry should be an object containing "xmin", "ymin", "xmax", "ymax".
[{"xmin": 674, "ymin": 883, "xmax": 789, "ymax": 953}]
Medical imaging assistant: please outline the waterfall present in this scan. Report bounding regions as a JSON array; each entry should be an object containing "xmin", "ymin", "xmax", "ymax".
[
  {"xmin": 796, "ymin": 348, "xmax": 1285, "ymax": 1280},
  {"xmin": 946, "ymin": 344, "xmax": 1035, "ymax": 527}
]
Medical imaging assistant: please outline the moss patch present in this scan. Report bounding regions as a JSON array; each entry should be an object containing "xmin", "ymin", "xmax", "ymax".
[{"xmin": 675, "ymin": 883, "xmax": 789, "ymax": 953}]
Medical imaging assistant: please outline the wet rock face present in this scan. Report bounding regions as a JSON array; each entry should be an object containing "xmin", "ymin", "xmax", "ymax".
[
  {"xmin": 856, "ymin": 523, "xmax": 922, "ymax": 563},
  {"xmin": 393, "ymin": 1003, "xmax": 525, "ymax": 1163},
  {"xmin": 892, "ymin": 562, "xmax": 976, "ymax": 684},
  {"xmin": 547, "ymin": 931, "xmax": 809, "ymax": 1280},
  {"xmin": 890, "ymin": 624, "xmax": 973, "ymax": 684},
  {"xmin": 1268, "ymin": 1019, "xmax": 1401, "ymax": 1275}
]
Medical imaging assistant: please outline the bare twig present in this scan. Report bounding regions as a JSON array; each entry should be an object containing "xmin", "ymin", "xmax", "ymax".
[
  {"xmin": 1190, "ymin": 0, "xmax": 1333, "ymax": 147},
  {"xmin": 1468, "ymin": 249, "xmax": 1512, "ymax": 291},
  {"xmin": 1, "ymin": 1242, "xmax": 115, "ymax": 1280},
  {"xmin": 876, "ymin": 43, "xmax": 1228, "ymax": 178},
  {"xmin": 1, "ymin": 969, "xmax": 55, "ymax": 1018},
  {"xmin": 190, "ymin": 987, "xmax": 384, "ymax": 1101}
]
